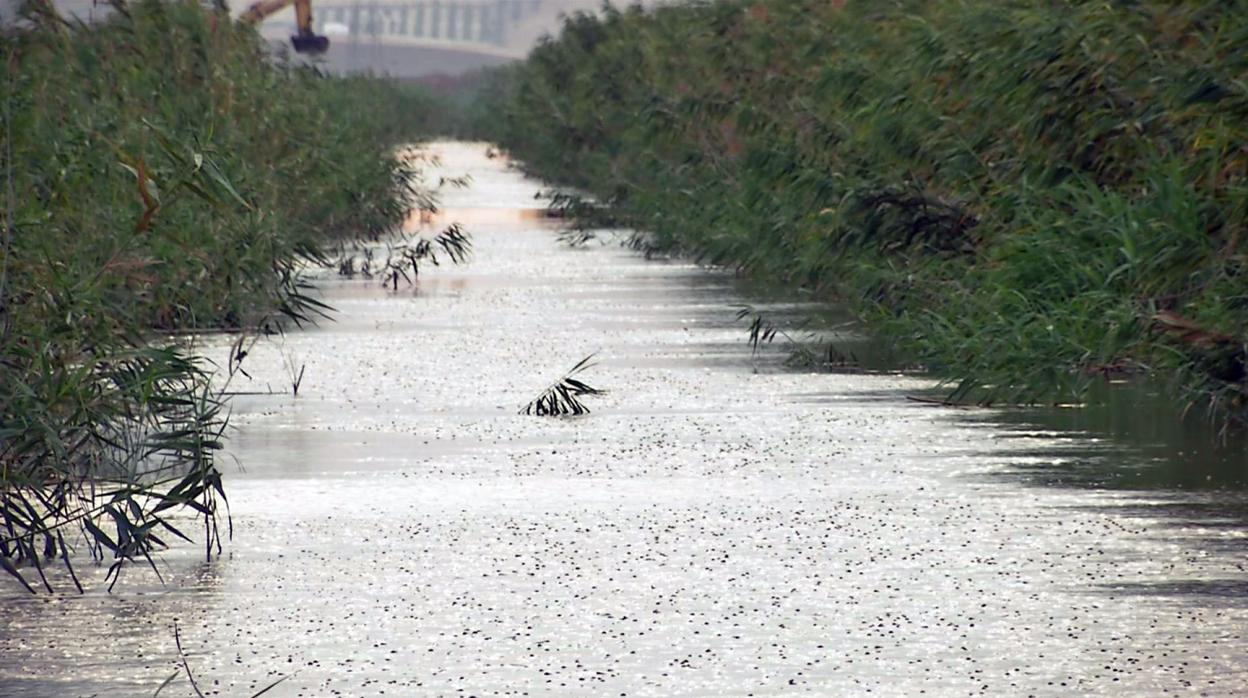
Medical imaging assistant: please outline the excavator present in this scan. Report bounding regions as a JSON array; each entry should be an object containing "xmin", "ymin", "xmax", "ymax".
[{"xmin": 240, "ymin": 0, "xmax": 330, "ymax": 54}]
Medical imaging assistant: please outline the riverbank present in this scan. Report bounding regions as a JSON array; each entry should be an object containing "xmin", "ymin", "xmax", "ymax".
[
  {"xmin": 0, "ymin": 1, "xmax": 438, "ymax": 589},
  {"xmin": 473, "ymin": 0, "xmax": 1248, "ymax": 428}
]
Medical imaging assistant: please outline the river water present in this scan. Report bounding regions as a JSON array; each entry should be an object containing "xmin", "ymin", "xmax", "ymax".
[{"xmin": 1, "ymin": 142, "xmax": 1246, "ymax": 697}]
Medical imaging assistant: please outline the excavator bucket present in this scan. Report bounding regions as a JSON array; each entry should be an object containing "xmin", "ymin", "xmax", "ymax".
[
  {"xmin": 291, "ymin": 33, "xmax": 329, "ymax": 54},
  {"xmin": 241, "ymin": 0, "xmax": 328, "ymax": 54}
]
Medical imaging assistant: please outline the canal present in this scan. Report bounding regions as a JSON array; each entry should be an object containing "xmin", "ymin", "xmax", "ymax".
[{"xmin": 1, "ymin": 142, "xmax": 1245, "ymax": 697}]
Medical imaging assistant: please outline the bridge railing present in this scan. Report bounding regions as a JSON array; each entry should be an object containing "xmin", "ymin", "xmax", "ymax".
[{"xmin": 313, "ymin": 0, "xmax": 543, "ymax": 47}]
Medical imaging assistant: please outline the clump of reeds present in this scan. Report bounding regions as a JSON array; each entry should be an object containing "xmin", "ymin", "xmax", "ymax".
[
  {"xmin": 335, "ymin": 223, "xmax": 473, "ymax": 289},
  {"xmin": 0, "ymin": 0, "xmax": 443, "ymax": 589},
  {"xmin": 521, "ymin": 354, "xmax": 605, "ymax": 416}
]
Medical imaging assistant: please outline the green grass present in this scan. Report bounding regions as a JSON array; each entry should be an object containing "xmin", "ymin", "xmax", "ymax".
[
  {"xmin": 0, "ymin": 0, "xmax": 439, "ymax": 590},
  {"xmin": 472, "ymin": 0, "xmax": 1248, "ymax": 428}
]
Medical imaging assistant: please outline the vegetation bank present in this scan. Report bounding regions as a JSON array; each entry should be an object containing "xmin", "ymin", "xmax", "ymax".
[
  {"xmin": 0, "ymin": 0, "xmax": 435, "ymax": 590},
  {"xmin": 474, "ymin": 0, "xmax": 1248, "ymax": 428}
]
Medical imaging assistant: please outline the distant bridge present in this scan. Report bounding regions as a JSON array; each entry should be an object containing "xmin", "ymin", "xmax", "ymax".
[
  {"xmin": 315, "ymin": 0, "xmax": 543, "ymax": 51},
  {"xmin": 255, "ymin": 0, "xmax": 599, "ymax": 76},
  {"xmin": 6, "ymin": 0, "xmax": 600, "ymax": 77}
]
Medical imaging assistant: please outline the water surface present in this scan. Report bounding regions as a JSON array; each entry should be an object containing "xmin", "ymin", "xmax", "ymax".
[{"xmin": 1, "ymin": 142, "xmax": 1245, "ymax": 697}]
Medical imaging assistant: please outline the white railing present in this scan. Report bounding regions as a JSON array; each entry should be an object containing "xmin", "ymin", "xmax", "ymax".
[{"xmin": 313, "ymin": 0, "xmax": 543, "ymax": 47}]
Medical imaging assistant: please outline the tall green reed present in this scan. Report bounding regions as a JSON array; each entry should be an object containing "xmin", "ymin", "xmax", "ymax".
[
  {"xmin": 473, "ymin": 0, "xmax": 1248, "ymax": 428},
  {"xmin": 0, "ymin": 0, "xmax": 439, "ymax": 590}
]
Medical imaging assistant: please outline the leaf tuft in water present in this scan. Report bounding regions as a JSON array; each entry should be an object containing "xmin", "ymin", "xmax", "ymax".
[{"xmin": 521, "ymin": 354, "xmax": 606, "ymax": 417}]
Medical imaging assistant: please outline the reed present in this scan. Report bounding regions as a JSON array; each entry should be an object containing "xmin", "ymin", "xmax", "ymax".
[
  {"xmin": 0, "ymin": 0, "xmax": 440, "ymax": 589},
  {"xmin": 474, "ymin": 0, "xmax": 1248, "ymax": 428}
]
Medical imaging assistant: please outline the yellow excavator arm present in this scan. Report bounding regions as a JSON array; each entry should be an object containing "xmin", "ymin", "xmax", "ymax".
[{"xmin": 240, "ymin": 0, "xmax": 329, "ymax": 54}]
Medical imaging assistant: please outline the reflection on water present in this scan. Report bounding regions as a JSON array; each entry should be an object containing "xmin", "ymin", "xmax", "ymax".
[
  {"xmin": 0, "ymin": 558, "xmax": 226, "ymax": 697},
  {"xmin": 967, "ymin": 382, "xmax": 1248, "ymax": 491},
  {"xmin": 403, "ymin": 205, "xmax": 555, "ymax": 230},
  {"xmin": 945, "ymin": 382, "xmax": 1248, "ymax": 607}
]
